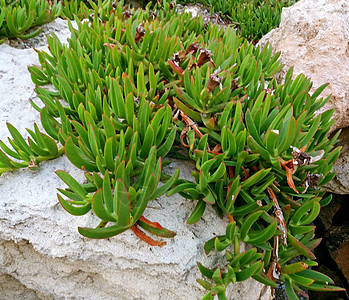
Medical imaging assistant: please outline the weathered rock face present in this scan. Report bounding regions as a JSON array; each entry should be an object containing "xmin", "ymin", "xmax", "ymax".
[
  {"xmin": 0, "ymin": 19, "xmax": 271, "ymax": 300},
  {"xmin": 326, "ymin": 226, "xmax": 349, "ymax": 284},
  {"xmin": 314, "ymin": 194, "xmax": 349, "ymax": 297},
  {"xmin": 259, "ymin": 0, "xmax": 349, "ymax": 133},
  {"xmin": 0, "ymin": 274, "xmax": 53, "ymax": 300}
]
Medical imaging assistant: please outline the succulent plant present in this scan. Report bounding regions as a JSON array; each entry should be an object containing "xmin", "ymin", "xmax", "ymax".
[
  {"xmin": 167, "ymin": 0, "xmax": 299, "ymax": 42},
  {"xmin": 219, "ymin": 0, "xmax": 299, "ymax": 42},
  {"xmin": 0, "ymin": 0, "xmax": 62, "ymax": 41},
  {"xmin": 57, "ymin": 0, "xmax": 92, "ymax": 20},
  {"xmin": 0, "ymin": 0, "xmax": 345, "ymax": 299}
]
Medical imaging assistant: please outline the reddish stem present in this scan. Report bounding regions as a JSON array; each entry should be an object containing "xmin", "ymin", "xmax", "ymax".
[
  {"xmin": 139, "ymin": 216, "xmax": 163, "ymax": 230},
  {"xmin": 131, "ymin": 224, "xmax": 166, "ymax": 247},
  {"xmin": 241, "ymin": 166, "xmax": 249, "ymax": 181}
]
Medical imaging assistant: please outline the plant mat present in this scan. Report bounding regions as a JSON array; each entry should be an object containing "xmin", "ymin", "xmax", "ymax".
[{"xmin": 0, "ymin": 1, "xmax": 345, "ymax": 299}]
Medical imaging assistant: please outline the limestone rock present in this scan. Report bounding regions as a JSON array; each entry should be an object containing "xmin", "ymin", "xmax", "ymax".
[
  {"xmin": 177, "ymin": 3, "xmax": 226, "ymax": 26},
  {"xmin": 0, "ymin": 19, "xmax": 271, "ymax": 300},
  {"xmin": 0, "ymin": 274, "xmax": 53, "ymax": 300},
  {"xmin": 259, "ymin": 0, "xmax": 349, "ymax": 133}
]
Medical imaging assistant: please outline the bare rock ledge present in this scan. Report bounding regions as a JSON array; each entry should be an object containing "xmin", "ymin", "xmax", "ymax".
[{"xmin": 0, "ymin": 19, "xmax": 270, "ymax": 300}]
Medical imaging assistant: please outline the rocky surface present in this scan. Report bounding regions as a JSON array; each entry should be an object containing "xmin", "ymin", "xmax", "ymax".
[
  {"xmin": 313, "ymin": 194, "xmax": 349, "ymax": 299},
  {"xmin": 176, "ymin": 3, "xmax": 227, "ymax": 27},
  {"xmin": 327, "ymin": 227, "xmax": 349, "ymax": 284},
  {"xmin": 0, "ymin": 18, "xmax": 271, "ymax": 300},
  {"xmin": 0, "ymin": 274, "xmax": 53, "ymax": 300},
  {"xmin": 259, "ymin": 0, "xmax": 349, "ymax": 134}
]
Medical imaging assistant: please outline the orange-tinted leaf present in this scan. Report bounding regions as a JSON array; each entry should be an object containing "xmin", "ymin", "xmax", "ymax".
[
  {"xmin": 285, "ymin": 165, "xmax": 299, "ymax": 194},
  {"xmin": 139, "ymin": 215, "xmax": 163, "ymax": 230},
  {"xmin": 137, "ymin": 218, "xmax": 176, "ymax": 238},
  {"xmin": 287, "ymin": 232, "xmax": 316, "ymax": 260},
  {"xmin": 168, "ymin": 59, "xmax": 184, "ymax": 77},
  {"xmin": 209, "ymin": 144, "xmax": 222, "ymax": 155},
  {"xmin": 241, "ymin": 166, "xmax": 249, "ymax": 181},
  {"xmin": 131, "ymin": 224, "xmax": 166, "ymax": 247},
  {"xmin": 228, "ymin": 214, "xmax": 235, "ymax": 223},
  {"xmin": 180, "ymin": 126, "xmax": 190, "ymax": 148}
]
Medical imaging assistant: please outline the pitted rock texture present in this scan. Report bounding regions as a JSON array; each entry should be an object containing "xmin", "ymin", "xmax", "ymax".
[
  {"xmin": 326, "ymin": 226, "xmax": 349, "ymax": 284},
  {"xmin": 0, "ymin": 18, "xmax": 271, "ymax": 300},
  {"xmin": 259, "ymin": 0, "xmax": 349, "ymax": 133},
  {"xmin": 0, "ymin": 274, "xmax": 52, "ymax": 300}
]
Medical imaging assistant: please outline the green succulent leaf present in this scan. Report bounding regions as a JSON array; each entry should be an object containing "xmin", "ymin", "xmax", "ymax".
[
  {"xmin": 297, "ymin": 269, "xmax": 335, "ymax": 284},
  {"xmin": 56, "ymin": 170, "xmax": 88, "ymax": 200},
  {"xmin": 78, "ymin": 224, "xmax": 131, "ymax": 239},
  {"xmin": 246, "ymin": 221, "xmax": 277, "ymax": 245},
  {"xmin": 281, "ymin": 262, "xmax": 309, "ymax": 275},
  {"xmin": 187, "ymin": 200, "xmax": 206, "ymax": 224},
  {"xmin": 132, "ymin": 175, "xmax": 156, "ymax": 221},
  {"xmin": 240, "ymin": 210, "xmax": 263, "ymax": 241},
  {"xmin": 235, "ymin": 261, "xmax": 264, "ymax": 282},
  {"xmin": 91, "ymin": 188, "xmax": 117, "ymax": 222},
  {"xmin": 306, "ymin": 283, "xmax": 345, "ymax": 292},
  {"xmin": 137, "ymin": 218, "xmax": 176, "ymax": 238},
  {"xmin": 285, "ymin": 277, "xmax": 299, "ymax": 300},
  {"xmin": 252, "ymin": 273, "xmax": 277, "ymax": 287},
  {"xmin": 287, "ymin": 232, "xmax": 316, "ymax": 260},
  {"xmin": 241, "ymin": 168, "xmax": 271, "ymax": 189},
  {"xmin": 65, "ymin": 137, "xmax": 98, "ymax": 172},
  {"xmin": 57, "ymin": 194, "xmax": 91, "ymax": 216}
]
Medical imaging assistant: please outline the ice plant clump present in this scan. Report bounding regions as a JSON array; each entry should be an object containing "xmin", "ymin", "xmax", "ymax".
[
  {"xmin": 0, "ymin": 1, "xmax": 344, "ymax": 299},
  {"xmin": 0, "ymin": 0, "xmax": 62, "ymax": 42}
]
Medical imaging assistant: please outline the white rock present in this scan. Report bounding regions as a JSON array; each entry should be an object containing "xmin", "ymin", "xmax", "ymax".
[
  {"xmin": 184, "ymin": 6, "xmax": 200, "ymax": 17},
  {"xmin": 0, "ymin": 274, "xmax": 53, "ymax": 300},
  {"xmin": 259, "ymin": 0, "xmax": 349, "ymax": 133},
  {"xmin": 0, "ymin": 19, "xmax": 271, "ymax": 299}
]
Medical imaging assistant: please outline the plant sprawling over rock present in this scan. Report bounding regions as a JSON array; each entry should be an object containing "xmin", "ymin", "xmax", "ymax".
[
  {"xmin": 0, "ymin": 0, "xmax": 62, "ymax": 42},
  {"xmin": 0, "ymin": 0, "xmax": 344, "ymax": 299}
]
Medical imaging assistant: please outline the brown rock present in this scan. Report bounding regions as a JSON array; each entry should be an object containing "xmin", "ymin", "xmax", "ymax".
[
  {"xmin": 326, "ymin": 226, "xmax": 349, "ymax": 283},
  {"xmin": 335, "ymin": 239, "xmax": 349, "ymax": 283},
  {"xmin": 318, "ymin": 194, "xmax": 343, "ymax": 231}
]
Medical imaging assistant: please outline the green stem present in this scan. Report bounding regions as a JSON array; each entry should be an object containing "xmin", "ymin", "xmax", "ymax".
[
  {"xmin": 35, "ymin": 146, "xmax": 65, "ymax": 164},
  {"xmin": 1, "ymin": 147, "xmax": 65, "ymax": 176},
  {"xmin": 0, "ymin": 167, "xmax": 15, "ymax": 176}
]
